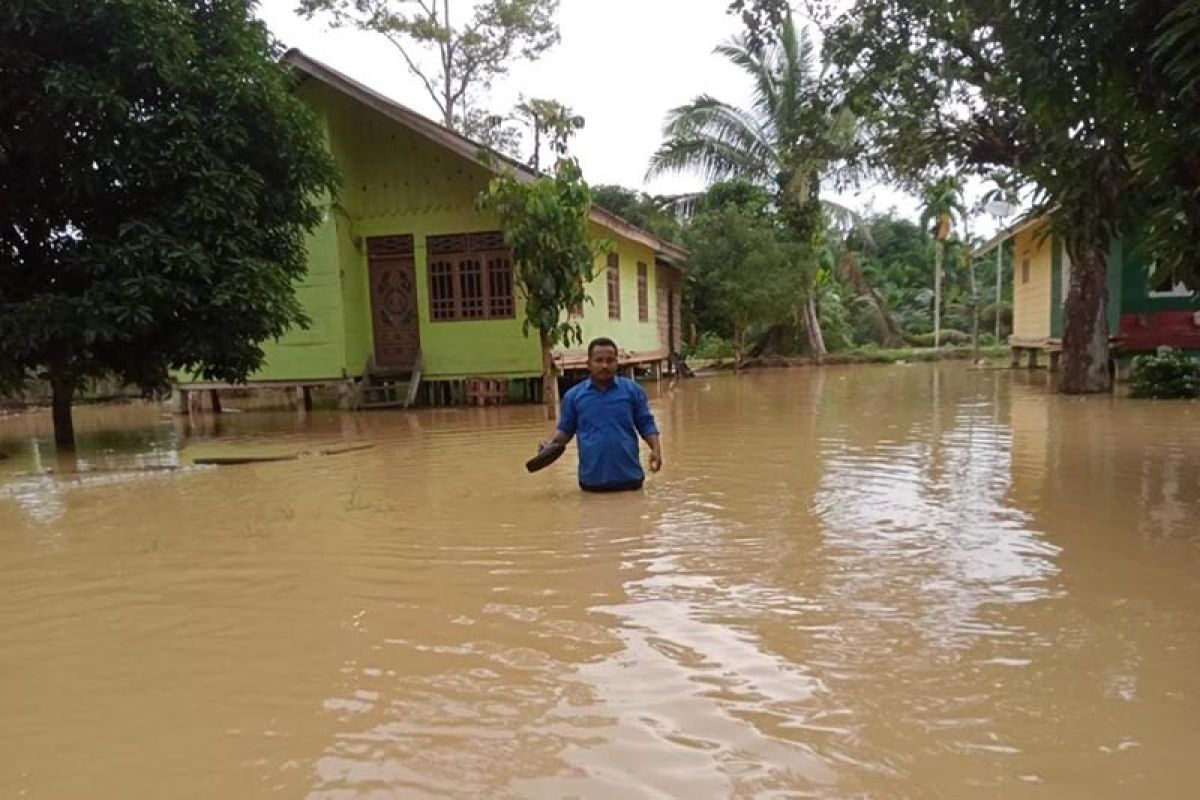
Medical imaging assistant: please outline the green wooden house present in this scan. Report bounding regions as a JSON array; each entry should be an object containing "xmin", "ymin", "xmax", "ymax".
[{"xmin": 176, "ymin": 50, "xmax": 686, "ymax": 409}]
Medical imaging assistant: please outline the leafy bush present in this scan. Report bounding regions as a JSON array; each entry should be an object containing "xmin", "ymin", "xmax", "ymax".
[
  {"xmin": 1130, "ymin": 350, "xmax": 1200, "ymax": 399},
  {"xmin": 685, "ymin": 332, "xmax": 734, "ymax": 360},
  {"xmin": 980, "ymin": 303, "xmax": 1013, "ymax": 335},
  {"xmin": 906, "ymin": 329, "xmax": 972, "ymax": 348}
]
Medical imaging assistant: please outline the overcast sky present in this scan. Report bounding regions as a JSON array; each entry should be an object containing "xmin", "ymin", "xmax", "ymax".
[{"xmin": 256, "ymin": 0, "xmax": 1009, "ymax": 236}]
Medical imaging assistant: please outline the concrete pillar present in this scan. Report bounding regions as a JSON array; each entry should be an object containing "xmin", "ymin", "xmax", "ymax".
[
  {"xmin": 295, "ymin": 385, "xmax": 310, "ymax": 416},
  {"xmin": 1114, "ymin": 358, "xmax": 1133, "ymax": 382},
  {"xmin": 171, "ymin": 386, "xmax": 189, "ymax": 415}
]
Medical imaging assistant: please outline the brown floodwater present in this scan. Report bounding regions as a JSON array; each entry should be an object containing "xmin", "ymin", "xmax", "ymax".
[{"xmin": 2, "ymin": 364, "xmax": 1199, "ymax": 799}]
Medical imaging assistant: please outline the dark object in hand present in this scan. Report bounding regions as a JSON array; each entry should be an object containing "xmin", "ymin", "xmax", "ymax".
[{"xmin": 525, "ymin": 441, "xmax": 566, "ymax": 473}]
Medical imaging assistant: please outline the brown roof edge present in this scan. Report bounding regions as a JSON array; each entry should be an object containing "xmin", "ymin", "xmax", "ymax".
[
  {"xmin": 654, "ymin": 242, "xmax": 689, "ymax": 266},
  {"xmin": 970, "ymin": 209, "xmax": 1057, "ymax": 257},
  {"xmin": 283, "ymin": 49, "xmax": 687, "ymax": 262}
]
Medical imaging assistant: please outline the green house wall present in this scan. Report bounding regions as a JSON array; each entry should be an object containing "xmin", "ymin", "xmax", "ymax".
[
  {"xmin": 574, "ymin": 223, "xmax": 663, "ymax": 356},
  {"xmin": 1117, "ymin": 233, "xmax": 1199, "ymax": 314},
  {"xmin": 248, "ymin": 80, "xmax": 671, "ymax": 384},
  {"xmin": 176, "ymin": 73, "xmax": 679, "ymax": 390},
  {"xmin": 248, "ymin": 92, "xmax": 349, "ymax": 382}
]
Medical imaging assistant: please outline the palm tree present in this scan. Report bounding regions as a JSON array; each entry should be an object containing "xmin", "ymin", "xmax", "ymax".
[
  {"xmin": 646, "ymin": 15, "xmax": 857, "ymax": 364},
  {"xmin": 919, "ymin": 176, "xmax": 966, "ymax": 349}
]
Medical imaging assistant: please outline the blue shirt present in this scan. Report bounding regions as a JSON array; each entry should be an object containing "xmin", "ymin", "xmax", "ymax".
[{"xmin": 557, "ymin": 376, "xmax": 659, "ymax": 488}]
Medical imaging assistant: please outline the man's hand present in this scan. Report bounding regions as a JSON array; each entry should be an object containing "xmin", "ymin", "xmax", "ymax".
[{"xmin": 649, "ymin": 449, "xmax": 663, "ymax": 473}]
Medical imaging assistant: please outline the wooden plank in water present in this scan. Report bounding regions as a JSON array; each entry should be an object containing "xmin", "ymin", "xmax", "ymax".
[
  {"xmin": 186, "ymin": 440, "xmax": 374, "ymax": 466},
  {"xmin": 313, "ymin": 443, "xmax": 375, "ymax": 457},
  {"xmin": 193, "ymin": 454, "xmax": 299, "ymax": 465}
]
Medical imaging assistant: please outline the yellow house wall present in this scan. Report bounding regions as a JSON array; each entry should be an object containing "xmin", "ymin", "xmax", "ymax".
[
  {"xmin": 1011, "ymin": 225, "xmax": 1054, "ymax": 341},
  {"xmin": 573, "ymin": 225, "xmax": 663, "ymax": 356}
]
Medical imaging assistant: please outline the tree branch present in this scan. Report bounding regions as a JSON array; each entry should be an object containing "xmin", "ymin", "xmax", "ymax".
[{"xmin": 380, "ymin": 31, "xmax": 447, "ymax": 121}]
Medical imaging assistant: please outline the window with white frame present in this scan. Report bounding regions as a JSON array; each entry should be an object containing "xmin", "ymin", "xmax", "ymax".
[{"xmin": 1147, "ymin": 263, "xmax": 1194, "ymax": 299}]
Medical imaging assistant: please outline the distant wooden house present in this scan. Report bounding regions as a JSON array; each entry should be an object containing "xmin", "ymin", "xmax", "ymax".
[
  {"xmin": 176, "ymin": 50, "xmax": 686, "ymax": 410},
  {"xmin": 974, "ymin": 214, "xmax": 1200, "ymax": 371}
]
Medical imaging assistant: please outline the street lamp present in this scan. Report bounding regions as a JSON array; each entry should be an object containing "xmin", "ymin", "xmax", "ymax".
[{"xmin": 985, "ymin": 198, "xmax": 1016, "ymax": 342}]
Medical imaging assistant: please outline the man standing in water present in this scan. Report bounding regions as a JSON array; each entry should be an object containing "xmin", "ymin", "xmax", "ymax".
[{"xmin": 543, "ymin": 337, "xmax": 663, "ymax": 492}]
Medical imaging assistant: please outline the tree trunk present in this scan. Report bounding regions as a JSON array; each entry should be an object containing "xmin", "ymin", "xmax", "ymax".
[
  {"xmin": 441, "ymin": 0, "xmax": 453, "ymax": 127},
  {"xmin": 1060, "ymin": 245, "xmax": 1112, "ymax": 394},
  {"xmin": 838, "ymin": 251, "xmax": 903, "ymax": 347},
  {"xmin": 803, "ymin": 295, "xmax": 826, "ymax": 364},
  {"xmin": 539, "ymin": 332, "xmax": 559, "ymax": 421},
  {"xmin": 933, "ymin": 241, "xmax": 944, "ymax": 349},
  {"xmin": 733, "ymin": 324, "xmax": 745, "ymax": 370},
  {"xmin": 969, "ymin": 251, "xmax": 980, "ymax": 361},
  {"xmin": 531, "ymin": 116, "xmax": 541, "ymax": 173},
  {"xmin": 51, "ymin": 376, "xmax": 76, "ymax": 452},
  {"xmin": 994, "ymin": 244, "xmax": 1004, "ymax": 342}
]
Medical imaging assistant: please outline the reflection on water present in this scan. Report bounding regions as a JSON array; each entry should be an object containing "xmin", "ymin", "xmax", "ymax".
[{"xmin": 2, "ymin": 365, "xmax": 1200, "ymax": 798}]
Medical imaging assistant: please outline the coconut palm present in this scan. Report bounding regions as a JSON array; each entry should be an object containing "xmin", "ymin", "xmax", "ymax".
[
  {"xmin": 647, "ymin": 15, "xmax": 858, "ymax": 364},
  {"xmin": 919, "ymin": 176, "xmax": 967, "ymax": 349}
]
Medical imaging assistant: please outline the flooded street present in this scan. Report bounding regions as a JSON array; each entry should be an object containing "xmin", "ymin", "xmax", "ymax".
[{"xmin": 2, "ymin": 364, "xmax": 1199, "ymax": 799}]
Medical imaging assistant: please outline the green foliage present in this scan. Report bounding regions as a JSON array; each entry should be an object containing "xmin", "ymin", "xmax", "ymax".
[
  {"xmin": 590, "ymin": 185, "xmax": 683, "ymax": 244},
  {"xmin": 675, "ymin": 190, "xmax": 1015, "ymax": 356},
  {"xmin": 1138, "ymin": 0, "xmax": 1200, "ymax": 290},
  {"xmin": 825, "ymin": 344, "xmax": 1009, "ymax": 365},
  {"xmin": 684, "ymin": 332, "xmax": 734, "ymax": 361},
  {"xmin": 816, "ymin": 284, "xmax": 856, "ymax": 352},
  {"xmin": 684, "ymin": 202, "xmax": 803, "ymax": 361},
  {"xmin": 907, "ymin": 330, "xmax": 971, "ymax": 348},
  {"xmin": 476, "ymin": 158, "xmax": 599, "ymax": 349},
  {"xmin": 726, "ymin": 0, "xmax": 791, "ymax": 50},
  {"xmin": 823, "ymin": 0, "xmax": 1200, "ymax": 390},
  {"xmin": 648, "ymin": 17, "xmax": 856, "ymax": 203},
  {"xmin": 648, "ymin": 12, "xmax": 860, "ymax": 360},
  {"xmin": 980, "ymin": 303, "xmax": 1013, "ymax": 337},
  {"xmin": 919, "ymin": 176, "xmax": 966, "ymax": 241},
  {"xmin": 1130, "ymin": 350, "xmax": 1200, "ymax": 399},
  {"xmin": 693, "ymin": 180, "xmax": 774, "ymax": 218},
  {"xmin": 0, "ymin": 1, "xmax": 338, "ymax": 405},
  {"xmin": 298, "ymin": 0, "xmax": 560, "ymax": 129},
  {"xmin": 681, "ymin": 181, "xmax": 801, "ymax": 345},
  {"xmin": 513, "ymin": 97, "xmax": 584, "ymax": 172},
  {"xmin": 458, "ymin": 107, "xmax": 523, "ymax": 158}
]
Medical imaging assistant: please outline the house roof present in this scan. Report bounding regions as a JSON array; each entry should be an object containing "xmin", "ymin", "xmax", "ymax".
[
  {"xmin": 283, "ymin": 49, "xmax": 688, "ymax": 266},
  {"xmin": 970, "ymin": 210, "xmax": 1056, "ymax": 257}
]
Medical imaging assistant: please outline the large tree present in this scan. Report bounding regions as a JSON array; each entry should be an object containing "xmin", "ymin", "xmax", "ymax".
[
  {"xmin": 1139, "ymin": 0, "xmax": 1200, "ymax": 289},
  {"xmin": 297, "ymin": 0, "xmax": 559, "ymax": 132},
  {"xmin": 824, "ymin": 0, "xmax": 1200, "ymax": 393},
  {"xmin": 684, "ymin": 200, "xmax": 801, "ymax": 367},
  {"xmin": 648, "ymin": 14, "xmax": 858, "ymax": 364},
  {"xmin": 0, "ymin": 0, "xmax": 339, "ymax": 450}
]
